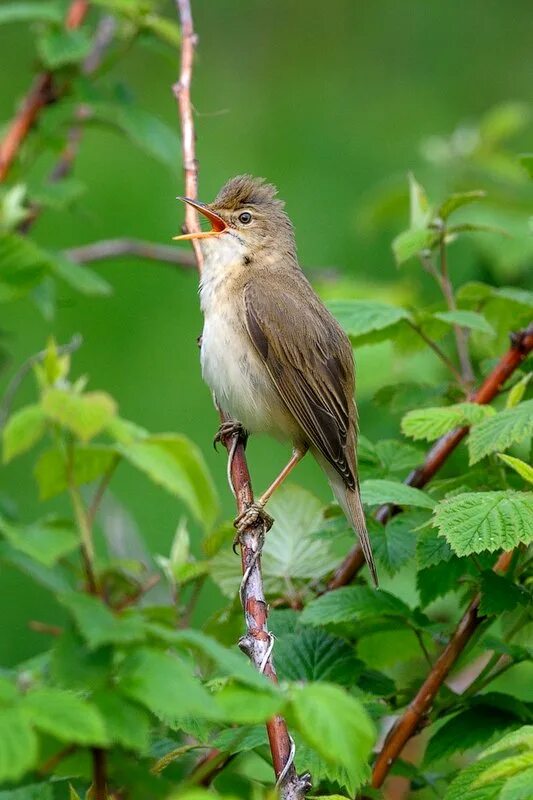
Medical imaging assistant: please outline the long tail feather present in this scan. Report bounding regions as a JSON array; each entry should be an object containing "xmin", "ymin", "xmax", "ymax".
[{"xmin": 329, "ymin": 473, "xmax": 378, "ymax": 587}]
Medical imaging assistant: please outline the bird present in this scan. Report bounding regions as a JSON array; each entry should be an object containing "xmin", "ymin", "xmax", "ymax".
[{"xmin": 174, "ymin": 175, "xmax": 377, "ymax": 586}]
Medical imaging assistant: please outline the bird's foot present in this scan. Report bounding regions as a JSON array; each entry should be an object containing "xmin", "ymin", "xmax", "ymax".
[
  {"xmin": 213, "ymin": 421, "xmax": 248, "ymax": 451},
  {"xmin": 233, "ymin": 501, "xmax": 274, "ymax": 550}
]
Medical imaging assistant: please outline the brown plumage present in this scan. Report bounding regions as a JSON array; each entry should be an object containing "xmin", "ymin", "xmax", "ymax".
[{"xmin": 175, "ymin": 175, "xmax": 378, "ymax": 586}]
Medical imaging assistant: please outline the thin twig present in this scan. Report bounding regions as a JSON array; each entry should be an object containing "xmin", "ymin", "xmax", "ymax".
[
  {"xmin": 86, "ymin": 455, "xmax": 121, "ymax": 529},
  {"xmin": 439, "ymin": 237, "xmax": 475, "ymax": 384},
  {"xmin": 371, "ymin": 549, "xmax": 513, "ymax": 788},
  {"xmin": 64, "ymin": 239, "xmax": 196, "ymax": 269},
  {"xmin": 0, "ymin": 0, "xmax": 89, "ymax": 182},
  {"xmin": 171, "ymin": 3, "xmax": 310, "ymax": 796},
  {"xmin": 327, "ymin": 324, "xmax": 533, "ymax": 590},
  {"xmin": 406, "ymin": 319, "xmax": 468, "ymax": 389},
  {"xmin": 91, "ymin": 748, "xmax": 108, "ymax": 800},
  {"xmin": 66, "ymin": 442, "xmax": 99, "ymax": 596},
  {"xmin": 0, "ymin": 334, "xmax": 83, "ymax": 429}
]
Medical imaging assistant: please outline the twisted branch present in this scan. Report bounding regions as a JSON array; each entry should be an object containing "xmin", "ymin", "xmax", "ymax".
[
  {"xmin": 171, "ymin": 2, "xmax": 310, "ymax": 797},
  {"xmin": 63, "ymin": 238, "xmax": 196, "ymax": 269}
]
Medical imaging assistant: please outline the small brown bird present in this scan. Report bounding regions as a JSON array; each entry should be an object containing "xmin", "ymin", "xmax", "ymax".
[{"xmin": 174, "ymin": 176, "xmax": 377, "ymax": 585}]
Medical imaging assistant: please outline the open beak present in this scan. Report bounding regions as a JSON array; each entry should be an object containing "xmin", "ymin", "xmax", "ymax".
[{"xmin": 173, "ymin": 197, "xmax": 228, "ymax": 240}]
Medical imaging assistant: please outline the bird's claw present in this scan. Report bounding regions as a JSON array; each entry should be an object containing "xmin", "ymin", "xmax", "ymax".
[
  {"xmin": 233, "ymin": 502, "xmax": 274, "ymax": 537},
  {"xmin": 213, "ymin": 421, "xmax": 248, "ymax": 451}
]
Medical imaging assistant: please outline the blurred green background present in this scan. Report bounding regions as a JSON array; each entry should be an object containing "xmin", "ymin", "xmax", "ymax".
[{"xmin": 1, "ymin": 0, "xmax": 532, "ymax": 665}]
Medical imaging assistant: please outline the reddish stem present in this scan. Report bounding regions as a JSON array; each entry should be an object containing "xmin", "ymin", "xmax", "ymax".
[{"xmin": 0, "ymin": 0, "xmax": 89, "ymax": 182}]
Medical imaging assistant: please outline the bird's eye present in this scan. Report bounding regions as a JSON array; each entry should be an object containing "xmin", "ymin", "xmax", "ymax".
[{"xmin": 238, "ymin": 211, "xmax": 252, "ymax": 224}]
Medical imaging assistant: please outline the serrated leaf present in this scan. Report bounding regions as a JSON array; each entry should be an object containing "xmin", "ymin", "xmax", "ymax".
[
  {"xmin": 481, "ymin": 726, "xmax": 533, "ymax": 759},
  {"xmin": 37, "ymin": 28, "xmax": 92, "ymax": 68},
  {"xmin": 479, "ymin": 570, "xmax": 530, "ymax": 616},
  {"xmin": 0, "ymin": 516, "xmax": 79, "ymax": 566},
  {"xmin": 444, "ymin": 757, "xmax": 505, "ymax": 800},
  {"xmin": 34, "ymin": 445, "xmax": 117, "ymax": 499},
  {"xmin": 211, "ymin": 723, "xmax": 268, "ymax": 754},
  {"xmin": 59, "ymin": 592, "xmax": 146, "ymax": 648},
  {"xmin": 500, "ymin": 766, "xmax": 533, "ymax": 799},
  {"xmin": 432, "ymin": 491, "xmax": 533, "ymax": 556},
  {"xmin": 51, "ymin": 629, "xmax": 112, "ymax": 691},
  {"xmin": 372, "ymin": 513, "xmax": 418, "ymax": 576},
  {"xmin": 360, "ymin": 478, "xmax": 435, "ymax": 509},
  {"xmin": 289, "ymin": 682, "xmax": 375, "ymax": 792},
  {"xmin": 408, "ymin": 173, "xmax": 431, "ymax": 229},
  {"xmin": 438, "ymin": 190, "xmax": 486, "ymax": 220},
  {"xmin": 402, "ymin": 402, "xmax": 494, "ymax": 442},
  {"xmin": 42, "ymin": 388, "xmax": 117, "ymax": 442},
  {"xmin": 117, "ymin": 648, "xmax": 218, "ymax": 724},
  {"xmin": 49, "ymin": 254, "xmax": 112, "ymax": 297},
  {"xmin": 417, "ymin": 556, "xmax": 467, "ymax": 605},
  {"xmin": 0, "ymin": 708, "xmax": 38, "ymax": 782},
  {"xmin": 392, "ymin": 228, "xmax": 439, "ymax": 265},
  {"xmin": 433, "ymin": 310, "xmax": 495, "ymax": 335},
  {"xmin": 274, "ymin": 627, "xmax": 363, "ymax": 685},
  {"xmin": 21, "ymin": 688, "xmax": 108, "ymax": 745},
  {"xmin": 469, "ymin": 401, "xmax": 533, "ymax": 464},
  {"xmin": 498, "ymin": 454, "xmax": 533, "ymax": 485},
  {"xmin": 328, "ymin": 300, "xmax": 411, "ymax": 344},
  {"xmin": 91, "ymin": 690, "xmax": 151, "ymax": 753},
  {"xmin": 474, "ymin": 753, "xmax": 533, "ymax": 788},
  {"xmin": 0, "ymin": 232, "xmax": 48, "ymax": 302},
  {"xmin": 0, "ymin": 2, "xmax": 62, "ymax": 24},
  {"xmin": 301, "ymin": 586, "xmax": 411, "ymax": 627},
  {"xmin": 416, "ymin": 525, "xmax": 453, "ymax": 569},
  {"xmin": 119, "ymin": 434, "xmax": 218, "ymax": 530},
  {"xmin": 3, "ymin": 404, "xmax": 46, "ymax": 463}
]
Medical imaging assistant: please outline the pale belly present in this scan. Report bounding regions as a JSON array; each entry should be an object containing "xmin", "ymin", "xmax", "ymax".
[{"xmin": 200, "ymin": 308, "xmax": 295, "ymax": 440}]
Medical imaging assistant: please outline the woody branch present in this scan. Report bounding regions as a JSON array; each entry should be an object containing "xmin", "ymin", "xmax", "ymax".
[{"xmin": 172, "ymin": 2, "xmax": 310, "ymax": 797}]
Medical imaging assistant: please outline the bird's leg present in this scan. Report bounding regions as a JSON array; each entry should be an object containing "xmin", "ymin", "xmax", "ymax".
[
  {"xmin": 213, "ymin": 420, "xmax": 248, "ymax": 451},
  {"xmin": 234, "ymin": 447, "xmax": 307, "ymax": 536}
]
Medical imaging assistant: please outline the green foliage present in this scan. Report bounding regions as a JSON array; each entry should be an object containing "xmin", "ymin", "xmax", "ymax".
[
  {"xmin": 432, "ymin": 491, "xmax": 533, "ymax": 556},
  {"xmin": 402, "ymin": 402, "xmax": 494, "ymax": 441},
  {"xmin": 468, "ymin": 400, "xmax": 533, "ymax": 464}
]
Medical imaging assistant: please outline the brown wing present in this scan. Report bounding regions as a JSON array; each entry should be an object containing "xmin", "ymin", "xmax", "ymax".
[{"xmin": 244, "ymin": 275, "xmax": 357, "ymax": 489}]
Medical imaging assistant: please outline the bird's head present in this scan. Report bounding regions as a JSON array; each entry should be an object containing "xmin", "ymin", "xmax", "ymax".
[{"xmin": 174, "ymin": 175, "xmax": 295, "ymax": 262}]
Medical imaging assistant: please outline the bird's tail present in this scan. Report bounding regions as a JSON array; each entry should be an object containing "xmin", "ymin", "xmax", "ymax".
[{"xmin": 330, "ymin": 476, "xmax": 378, "ymax": 587}]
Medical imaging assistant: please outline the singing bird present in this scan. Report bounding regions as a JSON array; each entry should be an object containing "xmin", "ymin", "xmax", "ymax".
[{"xmin": 174, "ymin": 176, "xmax": 377, "ymax": 585}]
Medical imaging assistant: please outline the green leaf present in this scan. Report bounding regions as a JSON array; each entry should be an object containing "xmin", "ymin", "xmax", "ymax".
[
  {"xmin": 301, "ymin": 586, "xmax": 412, "ymax": 627},
  {"xmin": 392, "ymin": 228, "xmax": 439, "ymax": 265},
  {"xmin": 143, "ymin": 14, "xmax": 181, "ymax": 47},
  {"xmin": 119, "ymin": 434, "xmax": 218, "ymax": 530},
  {"xmin": 402, "ymin": 402, "xmax": 494, "ymax": 442},
  {"xmin": 444, "ymin": 757, "xmax": 505, "ymax": 800},
  {"xmin": 432, "ymin": 491, "xmax": 533, "ymax": 556},
  {"xmin": 433, "ymin": 310, "xmax": 495, "ymax": 335},
  {"xmin": 481, "ymin": 726, "xmax": 533, "ymax": 759},
  {"xmin": 42, "ymin": 388, "xmax": 117, "ymax": 442},
  {"xmin": 328, "ymin": 300, "xmax": 411, "ymax": 344},
  {"xmin": 371, "ymin": 513, "xmax": 418, "ymax": 576},
  {"xmin": 416, "ymin": 525, "xmax": 453, "ymax": 568},
  {"xmin": 0, "ymin": 516, "xmax": 79, "ymax": 566},
  {"xmin": 500, "ymin": 766, "xmax": 533, "ymax": 800},
  {"xmin": 274, "ymin": 627, "xmax": 363, "ymax": 685},
  {"xmin": 21, "ymin": 688, "xmax": 108, "ymax": 745},
  {"xmin": 3, "ymin": 404, "xmax": 46, "ymax": 463},
  {"xmin": 469, "ymin": 401, "xmax": 533, "ymax": 464},
  {"xmin": 51, "ymin": 629, "xmax": 113, "ymax": 691},
  {"xmin": 479, "ymin": 571, "xmax": 530, "ymax": 616},
  {"xmin": 0, "ymin": 540, "xmax": 72, "ymax": 594},
  {"xmin": 360, "ymin": 478, "xmax": 435, "ymax": 509},
  {"xmin": 289, "ymin": 683, "xmax": 375, "ymax": 792},
  {"xmin": 408, "ymin": 173, "xmax": 431, "ymax": 229},
  {"xmin": 117, "ymin": 648, "xmax": 219, "ymax": 724},
  {"xmin": 92, "ymin": 690, "xmax": 151, "ymax": 753},
  {"xmin": 90, "ymin": 102, "xmax": 180, "ymax": 168},
  {"xmin": 498, "ymin": 454, "xmax": 533, "ymax": 485},
  {"xmin": 214, "ymin": 685, "xmax": 284, "ymax": 724},
  {"xmin": 34, "ymin": 445, "xmax": 116, "ymax": 499},
  {"xmin": 438, "ymin": 190, "xmax": 486, "ymax": 220},
  {"xmin": 49, "ymin": 254, "xmax": 112, "ymax": 297},
  {"xmin": 416, "ymin": 556, "xmax": 467, "ymax": 605},
  {"xmin": 37, "ymin": 28, "xmax": 93, "ymax": 69},
  {"xmin": 60, "ymin": 592, "xmax": 146, "ymax": 648},
  {"xmin": 474, "ymin": 753, "xmax": 533, "ymax": 788},
  {"xmin": 0, "ymin": 708, "xmax": 38, "ymax": 782},
  {"xmin": 0, "ymin": 232, "xmax": 48, "ymax": 302},
  {"xmin": 506, "ymin": 374, "xmax": 531, "ymax": 409},
  {"xmin": 0, "ymin": 2, "xmax": 62, "ymax": 25}
]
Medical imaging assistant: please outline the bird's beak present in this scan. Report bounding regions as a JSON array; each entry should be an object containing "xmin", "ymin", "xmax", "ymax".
[{"xmin": 173, "ymin": 197, "xmax": 228, "ymax": 240}]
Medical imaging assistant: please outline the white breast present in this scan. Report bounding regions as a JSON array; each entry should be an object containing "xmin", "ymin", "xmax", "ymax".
[{"xmin": 199, "ymin": 240, "xmax": 290, "ymax": 438}]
